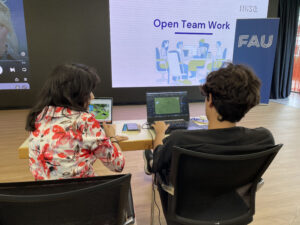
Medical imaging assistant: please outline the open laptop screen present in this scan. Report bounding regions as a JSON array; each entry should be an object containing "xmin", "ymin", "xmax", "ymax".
[
  {"xmin": 146, "ymin": 92, "xmax": 189, "ymax": 123},
  {"xmin": 155, "ymin": 97, "xmax": 181, "ymax": 115},
  {"xmin": 89, "ymin": 98, "xmax": 113, "ymax": 123}
]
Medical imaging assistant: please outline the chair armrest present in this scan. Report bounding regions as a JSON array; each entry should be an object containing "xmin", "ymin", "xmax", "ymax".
[
  {"xmin": 155, "ymin": 173, "xmax": 174, "ymax": 195},
  {"xmin": 161, "ymin": 183, "xmax": 174, "ymax": 196},
  {"xmin": 256, "ymin": 178, "xmax": 264, "ymax": 191},
  {"xmin": 124, "ymin": 216, "xmax": 135, "ymax": 225}
]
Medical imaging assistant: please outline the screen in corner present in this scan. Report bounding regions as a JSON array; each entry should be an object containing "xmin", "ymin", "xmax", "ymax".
[
  {"xmin": 0, "ymin": 0, "xmax": 30, "ymax": 90},
  {"xmin": 109, "ymin": 0, "xmax": 269, "ymax": 88},
  {"xmin": 155, "ymin": 97, "xmax": 180, "ymax": 115}
]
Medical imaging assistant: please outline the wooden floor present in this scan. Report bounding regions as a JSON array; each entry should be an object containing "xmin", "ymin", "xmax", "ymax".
[{"xmin": 0, "ymin": 102, "xmax": 300, "ymax": 225}]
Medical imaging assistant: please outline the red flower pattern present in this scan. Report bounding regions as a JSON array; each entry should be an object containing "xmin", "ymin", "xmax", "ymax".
[{"xmin": 29, "ymin": 106, "xmax": 125, "ymax": 180}]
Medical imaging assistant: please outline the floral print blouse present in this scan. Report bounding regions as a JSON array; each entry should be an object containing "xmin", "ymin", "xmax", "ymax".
[{"xmin": 29, "ymin": 106, "xmax": 125, "ymax": 180}]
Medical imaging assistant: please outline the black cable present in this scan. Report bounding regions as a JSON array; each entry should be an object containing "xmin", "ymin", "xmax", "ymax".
[
  {"xmin": 153, "ymin": 175, "xmax": 162, "ymax": 225},
  {"xmin": 143, "ymin": 122, "xmax": 161, "ymax": 224}
]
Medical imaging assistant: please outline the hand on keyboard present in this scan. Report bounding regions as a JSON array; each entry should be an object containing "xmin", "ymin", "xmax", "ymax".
[
  {"xmin": 164, "ymin": 121, "xmax": 189, "ymax": 134},
  {"xmin": 151, "ymin": 121, "xmax": 169, "ymax": 135}
]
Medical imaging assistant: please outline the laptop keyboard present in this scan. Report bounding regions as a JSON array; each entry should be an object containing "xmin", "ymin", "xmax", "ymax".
[{"xmin": 165, "ymin": 120, "xmax": 189, "ymax": 134}]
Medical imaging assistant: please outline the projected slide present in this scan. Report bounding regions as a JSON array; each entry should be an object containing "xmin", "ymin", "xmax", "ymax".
[
  {"xmin": 109, "ymin": 0, "xmax": 269, "ymax": 87},
  {"xmin": 0, "ymin": 0, "xmax": 30, "ymax": 90}
]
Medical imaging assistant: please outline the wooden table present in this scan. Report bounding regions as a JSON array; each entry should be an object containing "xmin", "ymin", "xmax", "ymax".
[{"xmin": 18, "ymin": 120, "xmax": 154, "ymax": 159}]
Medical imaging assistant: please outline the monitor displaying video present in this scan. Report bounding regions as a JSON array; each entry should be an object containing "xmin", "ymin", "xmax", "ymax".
[
  {"xmin": 154, "ymin": 97, "xmax": 180, "ymax": 115},
  {"xmin": 146, "ymin": 91, "xmax": 189, "ymax": 123},
  {"xmin": 0, "ymin": 0, "xmax": 30, "ymax": 90}
]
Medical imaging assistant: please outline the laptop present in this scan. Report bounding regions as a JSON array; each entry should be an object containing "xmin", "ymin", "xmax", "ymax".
[
  {"xmin": 146, "ymin": 91, "xmax": 190, "ymax": 131},
  {"xmin": 89, "ymin": 97, "xmax": 113, "ymax": 124}
]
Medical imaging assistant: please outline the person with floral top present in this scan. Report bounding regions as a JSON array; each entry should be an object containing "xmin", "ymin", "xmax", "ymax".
[{"xmin": 25, "ymin": 63, "xmax": 127, "ymax": 180}]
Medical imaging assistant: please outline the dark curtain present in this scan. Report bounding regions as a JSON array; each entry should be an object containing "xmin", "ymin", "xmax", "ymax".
[{"xmin": 270, "ymin": 0, "xmax": 300, "ymax": 99}]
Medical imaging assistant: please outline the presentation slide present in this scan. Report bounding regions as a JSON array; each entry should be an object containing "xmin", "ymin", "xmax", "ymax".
[
  {"xmin": 109, "ymin": 0, "xmax": 269, "ymax": 88},
  {"xmin": 0, "ymin": 0, "xmax": 30, "ymax": 90}
]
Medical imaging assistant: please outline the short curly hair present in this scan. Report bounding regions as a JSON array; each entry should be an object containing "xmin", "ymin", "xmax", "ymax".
[{"xmin": 200, "ymin": 63, "xmax": 261, "ymax": 123}]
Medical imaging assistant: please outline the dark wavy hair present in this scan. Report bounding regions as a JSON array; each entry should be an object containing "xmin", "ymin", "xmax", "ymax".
[
  {"xmin": 200, "ymin": 63, "xmax": 261, "ymax": 123},
  {"xmin": 26, "ymin": 63, "xmax": 100, "ymax": 131}
]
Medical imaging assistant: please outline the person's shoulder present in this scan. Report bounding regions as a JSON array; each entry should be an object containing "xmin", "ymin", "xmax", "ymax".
[
  {"xmin": 250, "ymin": 127, "xmax": 273, "ymax": 136},
  {"xmin": 168, "ymin": 129, "xmax": 200, "ymax": 136},
  {"xmin": 245, "ymin": 127, "xmax": 275, "ymax": 145},
  {"xmin": 78, "ymin": 112, "xmax": 97, "ymax": 123},
  {"xmin": 166, "ymin": 129, "xmax": 209, "ymax": 142}
]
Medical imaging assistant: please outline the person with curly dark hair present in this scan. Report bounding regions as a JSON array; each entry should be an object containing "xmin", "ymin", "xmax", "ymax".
[{"xmin": 143, "ymin": 63, "xmax": 275, "ymax": 219}]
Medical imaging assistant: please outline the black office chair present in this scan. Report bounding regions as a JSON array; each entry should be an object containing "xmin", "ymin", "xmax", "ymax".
[
  {"xmin": 0, "ymin": 174, "xmax": 135, "ymax": 225},
  {"xmin": 154, "ymin": 144, "xmax": 283, "ymax": 225}
]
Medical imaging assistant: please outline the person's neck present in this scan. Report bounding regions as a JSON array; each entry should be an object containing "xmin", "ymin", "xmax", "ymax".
[{"xmin": 208, "ymin": 118, "xmax": 236, "ymax": 130}]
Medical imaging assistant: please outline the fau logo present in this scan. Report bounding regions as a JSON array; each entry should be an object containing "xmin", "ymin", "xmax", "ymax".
[{"xmin": 238, "ymin": 35, "xmax": 274, "ymax": 48}]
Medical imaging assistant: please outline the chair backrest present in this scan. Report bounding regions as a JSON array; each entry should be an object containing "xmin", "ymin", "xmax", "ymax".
[
  {"xmin": 0, "ymin": 174, "xmax": 134, "ymax": 225},
  {"xmin": 156, "ymin": 47, "xmax": 160, "ymax": 59},
  {"xmin": 168, "ymin": 50, "xmax": 184, "ymax": 76},
  {"xmin": 222, "ymin": 48, "xmax": 227, "ymax": 59},
  {"xmin": 167, "ymin": 144, "xmax": 282, "ymax": 225},
  {"xmin": 156, "ymin": 47, "xmax": 168, "ymax": 71}
]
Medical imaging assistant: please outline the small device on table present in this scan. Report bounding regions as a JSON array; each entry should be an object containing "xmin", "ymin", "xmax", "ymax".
[
  {"xmin": 122, "ymin": 123, "xmax": 140, "ymax": 131},
  {"xmin": 89, "ymin": 97, "xmax": 113, "ymax": 123}
]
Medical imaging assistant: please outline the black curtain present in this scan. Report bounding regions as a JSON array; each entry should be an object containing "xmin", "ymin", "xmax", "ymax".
[{"xmin": 270, "ymin": 0, "xmax": 300, "ymax": 99}]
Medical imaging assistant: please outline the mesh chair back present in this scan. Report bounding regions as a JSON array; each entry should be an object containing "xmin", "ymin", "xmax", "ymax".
[
  {"xmin": 167, "ymin": 144, "xmax": 282, "ymax": 225},
  {"xmin": 0, "ymin": 174, "xmax": 134, "ymax": 225}
]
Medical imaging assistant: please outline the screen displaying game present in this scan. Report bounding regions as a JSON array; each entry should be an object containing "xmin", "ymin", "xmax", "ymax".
[
  {"xmin": 89, "ymin": 98, "xmax": 112, "ymax": 122},
  {"xmin": 0, "ymin": 0, "xmax": 30, "ymax": 90},
  {"xmin": 154, "ymin": 97, "xmax": 180, "ymax": 115},
  {"xmin": 109, "ymin": 0, "xmax": 269, "ymax": 87}
]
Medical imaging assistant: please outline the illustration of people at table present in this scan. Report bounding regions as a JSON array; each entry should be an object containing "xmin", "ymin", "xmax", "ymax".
[
  {"xmin": 207, "ymin": 41, "xmax": 227, "ymax": 72},
  {"xmin": 176, "ymin": 41, "xmax": 189, "ymax": 76},
  {"xmin": 154, "ymin": 39, "xmax": 228, "ymax": 85},
  {"xmin": 155, "ymin": 40, "xmax": 170, "ymax": 82}
]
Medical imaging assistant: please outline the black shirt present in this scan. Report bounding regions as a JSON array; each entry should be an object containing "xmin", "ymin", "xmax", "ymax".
[{"xmin": 152, "ymin": 126, "xmax": 275, "ymax": 179}]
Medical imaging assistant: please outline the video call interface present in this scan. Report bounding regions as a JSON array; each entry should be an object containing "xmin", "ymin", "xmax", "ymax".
[{"xmin": 0, "ymin": 0, "xmax": 30, "ymax": 90}]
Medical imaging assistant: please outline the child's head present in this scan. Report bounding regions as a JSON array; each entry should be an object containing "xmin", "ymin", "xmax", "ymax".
[
  {"xmin": 26, "ymin": 63, "xmax": 100, "ymax": 131},
  {"xmin": 200, "ymin": 63, "xmax": 261, "ymax": 123}
]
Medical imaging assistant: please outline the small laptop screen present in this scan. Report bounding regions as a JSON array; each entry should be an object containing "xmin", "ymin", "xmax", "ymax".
[
  {"xmin": 146, "ymin": 92, "xmax": 189, "ymax": 123},
  {"xmin": 89, "ymin": 98, "xmax": 113, "ymax": 123},
  {"xmin": 154, "ymin": 97, "xmax": 181, "ymax": 115}
]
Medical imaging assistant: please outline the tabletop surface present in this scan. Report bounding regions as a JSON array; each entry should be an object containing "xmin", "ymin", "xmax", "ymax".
[{"xmin": 18, "ymin": 118, "xmax": 208, "ymax": 159}]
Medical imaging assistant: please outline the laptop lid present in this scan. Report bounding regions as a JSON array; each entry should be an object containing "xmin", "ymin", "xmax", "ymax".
[
  {"xmin": 146, "ymin": 91, "xmax": 190, "ymax": 123},
  {"xmin": 89, "ymin": 97, "xmax": 113, "ymax": 124}
]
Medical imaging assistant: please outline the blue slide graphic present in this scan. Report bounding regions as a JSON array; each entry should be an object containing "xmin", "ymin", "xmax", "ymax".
[{"xmin": 155, "ymin": 39, "xmax": 227, "ymax": 85}]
